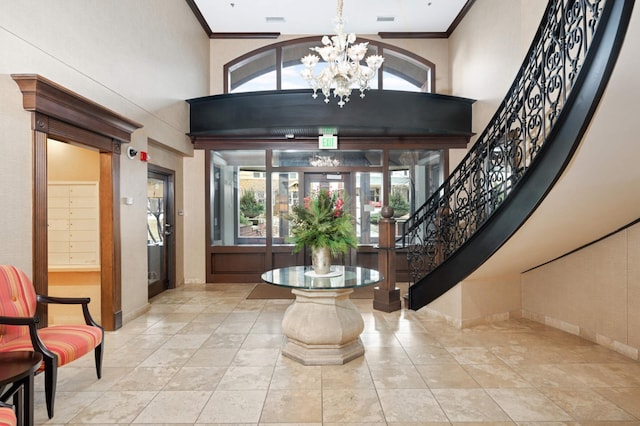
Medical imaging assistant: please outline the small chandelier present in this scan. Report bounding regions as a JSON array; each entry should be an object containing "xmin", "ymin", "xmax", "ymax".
[
  {"xmin": 300, "ymin": 0, "xmax": 384, "ymax": 108},
  {"xmin": 310, "ymin": 154, "xmax": 340, "ymax": 167}
]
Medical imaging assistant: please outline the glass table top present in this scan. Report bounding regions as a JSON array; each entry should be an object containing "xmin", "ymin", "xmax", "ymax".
[{"xmin": 261, "ymin": 266, "xmax": 383, "ymax": 290}]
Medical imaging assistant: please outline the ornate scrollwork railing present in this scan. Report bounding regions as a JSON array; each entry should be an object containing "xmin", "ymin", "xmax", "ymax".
[{"xmin": 404, "ymin": 0, "xmax": 610, "ymax": 285}]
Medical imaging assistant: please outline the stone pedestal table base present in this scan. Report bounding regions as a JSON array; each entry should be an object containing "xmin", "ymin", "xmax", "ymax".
[{"xmin": 281, "ymin": 288, "xmax": 365, "ymax": 365}]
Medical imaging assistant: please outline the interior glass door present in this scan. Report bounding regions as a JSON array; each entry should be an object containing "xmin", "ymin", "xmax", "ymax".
[
  {"xmin": 147, "ymin": 170, "xmax": 174, "ymax": 298},
  {"xmin": 303, "ymin": 172, "xmax": 353, "ymax": 265}
]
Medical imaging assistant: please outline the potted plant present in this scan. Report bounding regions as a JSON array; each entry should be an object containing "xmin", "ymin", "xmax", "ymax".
[{"xmin": 286, "ymin": 189, "xmax": 357, "ymax": 274}]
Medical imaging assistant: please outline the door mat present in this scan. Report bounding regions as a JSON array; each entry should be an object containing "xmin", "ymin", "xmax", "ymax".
[{"xmin": 247, "ymin": 283, "xmax": 375, "ymax": 299}]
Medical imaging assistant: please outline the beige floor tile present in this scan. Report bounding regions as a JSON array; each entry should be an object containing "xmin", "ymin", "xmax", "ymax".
[
  {"xmin": 403, "ymin": 343, "xmax": 458, "ymax": 365},
  {"xmin": 321, "ymin": 358, "xmax": 375, "ymax": 389},
  {"xmin": 161, "ymin": 333, "xmax": 211, "ymax": 349},
  {"xmin": 377, "ymin": 388, "xmax": 448, "ymax": 422},
  {"xmin": 109, "ymin": 366, "xmax": 180, "ymax": 391},
  {"xmin": 511, "ymin": 363, "xmax": 591, "ymax": 388},
  {"xmin": 216, "ymin": 365, "xmax": 274, "ymax": 390},
  {"xmin": 487, "ymin": 388, "xmax": 573, "ymax": 421},
  {"xmin": 462, "ymin": 362, "xmax": 531, "ymax": 388},
  {"xmin": 259, "ymin": 389, "xmax": 322, "ymax": 423},
  {"xmin": 231, "ymin": 347, "xmax": 281, "ymax": 366},
  {"xmin": 416, "ymin": 363, "xmax": 480, "ymax": 388},
  {"xmin": 184, "ymin": 347, "xmax": 239, "ymax": 367},
  {"xmin": 322, "ymin": 388, "xmax": 385, "ymax": 423},
  {"xmin": 368, "ymin": 364, "xmax": 428, "ymax": 389},
  {"xmin": 138, "ymin": 347, "xmax": 197, "ymax": 368},
  {"xmin": 240, "ymin": 333, "xmax": 285, "ymax": 349},
  {"xmin": 431, "ymin": 388, "xmax": 511, "ymax": 422},
  {"xmin": 594, "ymin": 387, "xmax": 640, "ymax": 419},
  {"xmin": 446, "ymin": 346, "xmax": 505, "ymax": 364},
  {"xmin": 68, "ymin": 391, "xmax": 158, "ymax": 424},
  {"xmin": 269, "ymin": 361, "xmax": 322, "ymax": 389},
  {"xmin": 163, "ymin": 366, "xmax": 227, "ymax": 391},
  {"xmin": 201, "ymin": 332, "xmax": 245, "ymax": 349},
  {"xmin": 197, "ymin": 390, "xmax": 267, "ymax": 423},
  {"xmin": 540, "ymin": 388, "xmax": 637, "ymax": 421},
  {"xmin": 362, "ymin": 344, "xmax": 412, "ymax": 365},
  {"xmin": 33, "ymin": 390, "xmax": 102, "ymax": 424},
  {"xmin": 132, "ymin": 390, "xmax": 212, "ymax": 423}
]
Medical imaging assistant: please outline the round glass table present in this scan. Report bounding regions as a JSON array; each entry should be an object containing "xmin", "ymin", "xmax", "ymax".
[{"xmin": 261, "ymin": 266, "xmax": 383, "ymax": 365}]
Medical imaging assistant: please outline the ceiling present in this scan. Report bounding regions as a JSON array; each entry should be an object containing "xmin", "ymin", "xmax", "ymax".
[{"xmin": 190, "ymin": 0, "xmax": 472, "ymax": 36}]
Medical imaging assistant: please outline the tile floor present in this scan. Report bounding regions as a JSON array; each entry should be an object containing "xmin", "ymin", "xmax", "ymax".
[{"xmin": 32, "ymin": 283, "xmax": 640, "ymax": 425}]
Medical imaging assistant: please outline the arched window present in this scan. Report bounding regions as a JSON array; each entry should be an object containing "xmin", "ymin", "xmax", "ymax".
[{"xmin": 225, "ymin": 37, "xmax": 435, "ymax": 94}]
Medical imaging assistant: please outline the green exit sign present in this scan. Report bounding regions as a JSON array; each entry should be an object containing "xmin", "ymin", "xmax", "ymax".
[{"xmin": 319, "ymin": 135, "xmax": 338, "ymax": 149}]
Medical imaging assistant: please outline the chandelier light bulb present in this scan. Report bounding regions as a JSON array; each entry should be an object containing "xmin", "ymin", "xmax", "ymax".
[{"xmin": 300, "ymin": 0, "xmax": 384, "ymax": 108}]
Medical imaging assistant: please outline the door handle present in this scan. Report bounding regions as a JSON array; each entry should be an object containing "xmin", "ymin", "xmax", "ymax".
[{"xmin": 164, "ymin": 223, "xmax": 173, "ymax": 236}]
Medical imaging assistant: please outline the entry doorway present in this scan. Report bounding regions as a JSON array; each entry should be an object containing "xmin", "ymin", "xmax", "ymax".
[
  {"xmin": 147, "ymin": 167, "xmax": 175, "ymax": 298},
  {"xmin": 303, "ymin": 172, "xmax": 354, "ymax": 266},
  {"xmin": 47, "ymin": 139, "xmax": 102, "ymax": 326}
]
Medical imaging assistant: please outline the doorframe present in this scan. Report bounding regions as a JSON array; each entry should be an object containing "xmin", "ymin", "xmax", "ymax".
[
  {"xmin": 147, "ymin": 165, "xmax": 176, "ymax": 297},
  {"xmin": 12, "ymin": 74, "xmax": 142, "ymax": 330}
]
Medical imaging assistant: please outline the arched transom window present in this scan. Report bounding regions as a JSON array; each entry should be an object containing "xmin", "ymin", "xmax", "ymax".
[{"xmin": 225, "ymin": 37, "xmax": 435, "ymax": 94}]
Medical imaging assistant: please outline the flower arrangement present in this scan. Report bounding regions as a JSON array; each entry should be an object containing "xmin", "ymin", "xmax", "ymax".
[{"xmin": 286, "ymin": 188, "xmax": 357, "ymax": 255}]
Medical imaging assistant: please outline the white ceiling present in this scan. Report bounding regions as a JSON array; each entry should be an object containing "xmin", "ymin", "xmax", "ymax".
[{"xmin": 193, "ymin": 0, "xmax": 470, "ymax": 35}]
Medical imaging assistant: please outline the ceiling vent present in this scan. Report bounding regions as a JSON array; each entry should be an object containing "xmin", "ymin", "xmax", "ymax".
[
  {"xmin": 266, "ymin": 17, "xmax": 285, "ymax": 23},
  {"xmin": 377, "ymin": 16, "xmax": 395, "ymax": 22}
]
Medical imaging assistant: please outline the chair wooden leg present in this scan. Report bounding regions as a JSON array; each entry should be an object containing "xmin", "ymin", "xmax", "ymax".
[
  {"xmin": 43, "ymin": 356, "xmax": 57, "ymax": 419},
  {"xmin": 94, "ymin": 341, "xmax": 103, "ymax": 379}
]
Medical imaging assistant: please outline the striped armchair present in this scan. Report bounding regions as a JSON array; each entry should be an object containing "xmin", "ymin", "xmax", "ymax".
[
  {"xmin": 0, "ymin": 402, "xmax": 16, "ymax": 426},
  {"xmin": 0, "ymin": 265, "xmax": 103, "ymax": 419}
]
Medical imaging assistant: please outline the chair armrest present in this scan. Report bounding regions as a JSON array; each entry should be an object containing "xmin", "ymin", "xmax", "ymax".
[
  {"xmin": 0, "ymin": 315, "xmax": 56, "ymax": 360},
  {"xmin": 37, "ymin": 295, "xmax": 90, "ymax": 305},
  {"xmin": 0, "ymin": 315, "xmax": 38, "ymax": 326},
  {"xmin": 36, "ymin": 295, "xmax": 102, "ymax": 329}
]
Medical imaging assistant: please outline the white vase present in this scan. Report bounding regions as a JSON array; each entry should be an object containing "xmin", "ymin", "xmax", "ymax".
[{"xmin": 311, "ymin": 246, "xmax": 331, "ymax": 275}]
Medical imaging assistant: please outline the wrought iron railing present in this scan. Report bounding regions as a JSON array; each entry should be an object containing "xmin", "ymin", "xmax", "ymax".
[{"xmin": 404, "ymin": 0, "xmax": 611, "ymax": 285}]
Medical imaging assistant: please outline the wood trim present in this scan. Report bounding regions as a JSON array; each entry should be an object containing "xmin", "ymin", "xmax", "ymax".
[
  {"xmin": 13, "ymin": 75, "xmax": 141, "ymax": 331},
  {"xmin": 33, "ymin": 130, "xmax": 49, "ymax": 326},
  {"xmin": 184, "ymin": 0, "xmax": 213, "ymax": 36},
  {"xmin": 11, "ymin": 74, "xmax": 142, "ymax": 143},
  {"xmin": 99, "ymin": 153, "xmax": 121, "ymax": 330},
  {"xmin": 446, "ymin": 0, "xmax": 477, "ymax": 36}
]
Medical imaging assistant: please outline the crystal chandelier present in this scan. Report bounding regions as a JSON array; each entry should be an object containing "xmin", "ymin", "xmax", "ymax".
[{"xmin": 300, "ymin": 0, "xmax": 384, "ymax": 108}]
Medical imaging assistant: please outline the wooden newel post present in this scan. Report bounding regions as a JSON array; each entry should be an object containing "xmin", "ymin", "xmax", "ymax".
[{"xmin": 374, "ymin": 206, "xmax": 402, "ymax": 312}]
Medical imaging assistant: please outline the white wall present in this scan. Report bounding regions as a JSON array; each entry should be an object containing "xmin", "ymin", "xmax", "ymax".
[
  {"xmin": 0, "ymin": 0, "xmax": 210, "ymax": 322},
  {"xmin": 523, "ymin": 222, "xmax": 640, "ymax": 360}
]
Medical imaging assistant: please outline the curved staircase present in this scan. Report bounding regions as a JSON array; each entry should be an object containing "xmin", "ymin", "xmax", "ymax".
[{"xmin": 404, "ymin": 0, "xmax": 636, "ymax": 310}]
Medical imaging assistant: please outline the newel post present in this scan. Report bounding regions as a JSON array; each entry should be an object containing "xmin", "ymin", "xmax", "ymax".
[{"xmin": 374, "ymin": 206, "xmax": 402, "ymax": 312}]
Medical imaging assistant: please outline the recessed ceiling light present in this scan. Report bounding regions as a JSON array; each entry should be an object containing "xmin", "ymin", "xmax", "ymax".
[
  {"xmin": 266, "ymin": 17, "xmax": 285, "ymax": 23},
  {"xmin": 377, "ymin": 16, "xmax": 395, "ymax": 22}
]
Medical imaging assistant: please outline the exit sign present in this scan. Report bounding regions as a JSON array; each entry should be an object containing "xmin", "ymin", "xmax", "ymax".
[{"xmin": 319, "ymin": 134, "xmax": 338, "ymax": 149}]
